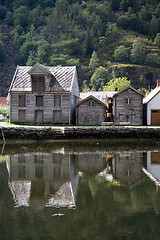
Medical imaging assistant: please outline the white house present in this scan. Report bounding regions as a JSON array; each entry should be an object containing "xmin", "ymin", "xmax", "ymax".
[{"xmin": 143, "ymin": 80, "xmax": 160, "ymax": 125}]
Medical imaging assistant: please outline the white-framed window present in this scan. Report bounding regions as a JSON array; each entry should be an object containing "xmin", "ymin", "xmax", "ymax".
[
  {"xmin": 125, "ymin": 98, "xmax": 132, "ymax": 104},
  {"xmin": 88, "ymin": 101, "xmax": 95, "ymax": 107}
]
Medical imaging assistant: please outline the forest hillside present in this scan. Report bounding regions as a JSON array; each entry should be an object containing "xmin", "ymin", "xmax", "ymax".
[{"xmin": 0, "ymin": 0, "xmax": 160, "ymax": 96}]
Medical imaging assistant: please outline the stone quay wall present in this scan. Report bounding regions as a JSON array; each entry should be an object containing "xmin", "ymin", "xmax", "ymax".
[{"xmin": 1, "ymin": 126, "xmax": 160, "ymax": 141}]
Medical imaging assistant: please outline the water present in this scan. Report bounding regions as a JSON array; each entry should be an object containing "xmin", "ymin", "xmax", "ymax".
[{"xmin": 0, "ymin": 140, "xmax": 160, "ymax": 240}]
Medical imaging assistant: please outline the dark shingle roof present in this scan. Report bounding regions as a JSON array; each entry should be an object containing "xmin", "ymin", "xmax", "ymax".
[{"xmin": 9, "ymin": 64, "xmax": 77, "ymax": 92}]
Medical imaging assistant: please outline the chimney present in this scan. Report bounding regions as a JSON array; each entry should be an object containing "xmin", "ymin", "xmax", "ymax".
[{"xmin": 157, "ymin": 79, "xmax": 160, "ymax": 88}]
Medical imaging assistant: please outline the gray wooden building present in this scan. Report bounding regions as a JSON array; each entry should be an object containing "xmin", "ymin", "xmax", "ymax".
[
  {"xmin": 113, "ymin": 85, "xmax": 144, "ymax": 125},
  {"xmin": 76, "ymin": 95, "xmax": 107, "ymax": 125},
  {"xmin": 8, "ymin": 63, "xmax": 80, "ymax": 124}
]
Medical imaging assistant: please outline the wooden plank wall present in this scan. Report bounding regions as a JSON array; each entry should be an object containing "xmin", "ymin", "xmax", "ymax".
[
  {"xmin": 10, "ymin": 93, "xmax": 70, "ymax": 124},
  {"xmin": 113, "ymin": 90, "xmax": 143, "ymax": 125}
]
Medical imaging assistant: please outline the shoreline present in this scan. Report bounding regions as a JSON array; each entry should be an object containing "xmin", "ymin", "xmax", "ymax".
[{"xmin": 1, "ymin": 122, "xmax": 160, "ymax": 142}]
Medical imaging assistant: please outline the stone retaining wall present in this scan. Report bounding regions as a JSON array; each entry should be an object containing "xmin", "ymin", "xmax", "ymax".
[{"xmin": 1, "ymin": 126, "xmax": 160, "ymax": 141}]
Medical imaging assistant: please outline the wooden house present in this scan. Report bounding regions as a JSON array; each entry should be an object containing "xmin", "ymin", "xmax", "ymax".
[
  {"xmin": 113, "ymin": 85, "xmax": 144, "ymax": 125},
  {"xmin": 143, "ymin": 80, "xmax": 160, "ymax": 125},
  {"xmin": 76, "ymin": 95, "xmax": 107, "ymax": 125},
  {"xmin": 8, "ymin": 63, "xmax": 80, "ymax": 124},
  {"xmin": 79, "ymin": 91, "xmax": 117, "ymax": 122}
]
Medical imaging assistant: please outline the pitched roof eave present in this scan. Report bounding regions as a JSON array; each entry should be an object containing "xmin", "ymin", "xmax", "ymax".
[
  {"xmin": 113, "ymin": 85, "xmax": 144, "ymax": 97},
  {"xmin": 76, "ymin": 95, "xmax": 107, "ymax": 108},
  {"xmin": 8, "ymin": 65, "xmax": 19, "ymax": 92}
]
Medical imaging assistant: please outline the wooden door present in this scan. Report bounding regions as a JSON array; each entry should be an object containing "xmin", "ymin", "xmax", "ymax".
[
  {"xmin": 19, "ymin": 110, "xmax": 25, "ymax": 122},
  {"xmin": 151, "ymin": 110, "xmax": 160, "ymax": 125},
  {"xmin": 53, "ymin": 110, "xmax": 62, "ymax": 123},
  {"xmin": 35, "ymin": 110, "xmax": 43, "ymax": 123},
  {"xmin": 151, "ymin": 152, "xmax": 160, "ymax": 164}
]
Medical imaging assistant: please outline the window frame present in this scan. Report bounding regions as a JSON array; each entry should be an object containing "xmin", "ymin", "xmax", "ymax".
[
  {"xmin": 88, "ymin": 101, "xmax": 95, "ymax": 107},
  {"xmin": 36, "ymin": 96, "xmax": 43, "ymax": 107}
]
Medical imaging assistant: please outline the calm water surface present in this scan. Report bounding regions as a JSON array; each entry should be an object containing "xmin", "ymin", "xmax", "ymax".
[{"xmin": 0, "ymin": 140, "xmax": 160, "ymax": 240}]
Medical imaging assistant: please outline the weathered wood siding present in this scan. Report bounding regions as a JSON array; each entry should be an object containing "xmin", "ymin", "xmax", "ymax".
[
  {"xmin": 76, "ymin": 99, "xmax": 107, "ymax": 125},
  {"xmin": 10, "ymin": 93, "xmax": 70, "ymax": 124},
  {"xmin": 113, "ymin": 89, "xmax": 143, "ymax": 125}
]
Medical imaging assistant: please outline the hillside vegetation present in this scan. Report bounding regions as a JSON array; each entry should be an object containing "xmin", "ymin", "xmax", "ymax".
[{"xmin": 0, "ymin": 0, "xmax": 160, "ymax": 96}]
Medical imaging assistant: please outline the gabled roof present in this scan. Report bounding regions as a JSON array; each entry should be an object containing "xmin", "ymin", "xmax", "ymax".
[
  {"xmin": 9, "ymin": 63, "xmax": 77, "ymax": 92},
  {"xmin": 76, "ymin": 95, "xmax": 107, "ymax": 108},
  {"xmin": 113, "ymin": 85, "xmax": 144, "ymax": 97},
  {"xmin": 79, "ymin": 91, "xmax": 117, "ymax": 102},
  {"xmin": 143, "ymin": 86, "xmax": 160, "ymax": 104},
  {"xmin": 28, "ymin": 62, "xmax": 52, "ymax": 76}
]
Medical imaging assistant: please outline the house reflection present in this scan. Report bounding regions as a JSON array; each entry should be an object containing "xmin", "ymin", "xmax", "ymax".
[
  {"xmin": 142, "ymin": 151, "xmax": 160, "ymax": 191},
  {"xmin": 8, "ymin": 149, "xmax": 107, "ymax": 210},
  {"xmin": 100, "ymin": 151, "xmax": 144, "ymax": 187}
]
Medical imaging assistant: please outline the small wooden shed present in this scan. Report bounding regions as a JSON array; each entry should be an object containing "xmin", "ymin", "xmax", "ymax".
[
  {"xmin": 76, "ymin": 95, "xmax": 107, "ymax": 125},
  {"xmin": 8, "ymin": 63, "xmax": 80, "ymax": 125},
  {"xmin": 113, "ymin": 85, "xmax": 144, "ymax": 125}
]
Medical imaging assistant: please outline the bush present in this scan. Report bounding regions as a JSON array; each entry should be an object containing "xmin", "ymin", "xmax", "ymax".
[
  {"xmin": 145, "ymin": 53, "xmax": 160, "ymax": 66},
  {"xmin": 117, "ymin": 15, "xmax": 130, "ymax": 29},
  {"xmin": 114, "ymin": 45, "xmax": 128, "ymax": 62},
  {"xmin": 0, "ymin": 104, "xmax": 9, "ymax": 117}
]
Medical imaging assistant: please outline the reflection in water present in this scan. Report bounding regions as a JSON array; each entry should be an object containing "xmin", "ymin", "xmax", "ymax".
[
  {"xmin": 142, "ymin": 151, "xmax": 160, "ymax": 191},
  {"xmin": 7, "ymin": 149, "xmax": 107, "ymax": 210},
  {"xmin": 1, "ymin": 143, "xmax": 160, "ymax": 240}
]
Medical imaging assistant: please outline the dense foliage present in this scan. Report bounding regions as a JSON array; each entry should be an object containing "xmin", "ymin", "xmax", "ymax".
[{"xmin": 0, "ymin": 0, "xmax": 160, "ymax": 92}]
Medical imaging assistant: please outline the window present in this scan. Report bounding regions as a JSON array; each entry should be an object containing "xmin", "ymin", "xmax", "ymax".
[
  {"xmin": 36, "ymin": 96, "xmax": 43, "ymax": 106},
  {"xmin": 54, "ymin": 95, "xmax": 61, "ymax": 107},
  {"xmin": 128, "ymin": 89, "xmax": 131, "ymax": 93},
  {"xmin": 19, "ymin": 95, "xmax": 26, "ymax": 107},
  {"xmin": 32, "ymin": 75, "xmax": 45, "ymax": 92},
  {"xmin": 88, "ymin": 101, "xmax": 95, "ymax": 107},
  {"xmin": 125, "ymin": 98, "xmax": 132, "ymax": 104}
]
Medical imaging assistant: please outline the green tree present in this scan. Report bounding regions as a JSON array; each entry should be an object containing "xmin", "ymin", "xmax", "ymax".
[
  {"xmin": 145, "ymin": 53, "xmax": 160, "ymax": 66},
  {"xmin": 114, "ymin": 45, "xmax": 128, "ymax": 62},
  {"xmin": 53, "ymin": 38, "xmax": 81, "ymax": 56},
  {"xmin": 55, "ymin": 0, "xmax": 67, "ymax": 17},
  {"xmin": 50, "ymin": 53, "xmax": 80, "ymax": 66},
  {"xmin": 89, "ymin": 51, "xmax": 99, "ymax": 73},
  {"xmin": 0, "ymin": 104, "xmax": 9, "ymax": 117},
  {"xmin": 26, "ymin": 51, "xmax": 36, "ymax": 66},
  {"xmin": 149, "ymin": 15, "xmax": 158, "ymax": 40},
  {"xmin": 111, "ymin": 0, "xmax": 121, "ymax": 11},
  {"xmin": 105, "ymin": 22, "xmax": 118, "ymax": 43},
  {"xmin": 131, "ymin": 38, "xmax": 145, "ymax": 65},
  {"xmin": 103, "ymin": 77, "xmax": 130, "ymax": 91},
  {"xmin": 0, "ymin": 5, "xmax": 7, "ymax": 20},
  {"xmin": 30, "ymin": 5, "xmax": 45, "ymax": 28},
  {"xmin": 82, "ymin": 80, "xmax": 90, "ymax": 92},
  {"xmin": 154, "ymin": 33, "xmax": 160, "ymax": 45},
  {"xmin": 13, "ymin": 6, "xmax": 29, "ymax": 30},
  {"xmin": 0, "ymin": 40, "xmax": 6, "ymax": 63},
  {"xmin": 90, "ymin": 66, "xmax": 109, "ymax": 91},
  {"xmin": 117, "ymin": 15, "xmax": 130, "ymax": 29},
  {"xmin": 84, "ymin": 31, "xmax": 93, "ymax": 55},
  {"xmin": 36, "ymin": 41, "xmax": 53, "ymax": 65},
  {"xmin": 95, "ymin": 5, "xmax": 109, "ymax": 23},
  {"xmin": 20, "ymin": 41, "xmax": 36, "ymax": 64}
]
